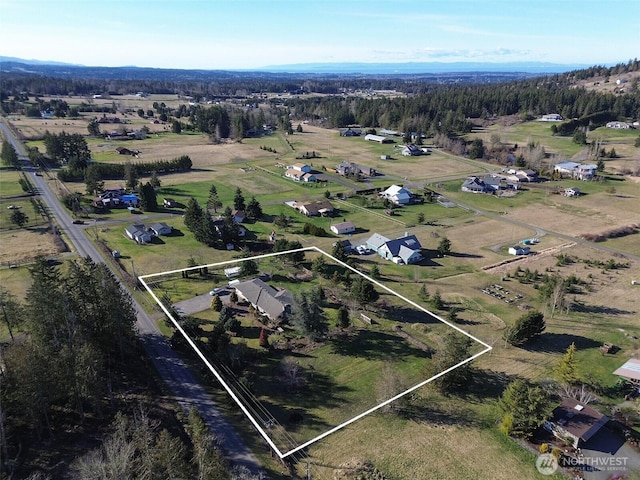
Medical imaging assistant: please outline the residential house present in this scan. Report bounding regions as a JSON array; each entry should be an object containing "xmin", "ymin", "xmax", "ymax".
[
  {"xmin": 539, "ymin": 114, "xmax": 563, "ymax": 122},
  {"xmin": 554, "ymin": 162, "xmax": 581, "ymax": 177},
  {"xmin": 366, "ymin": 233, "xmax": 422, "ymax": 264},
  {"xmin": 515, "ymin": 169, "xmax": 538, "ymax": 182},
  {"xmin": 330, "ymin": 221, "xmax": 356, "ymax": 235},
  {"xmin": 293, "ymin": 200, "xmax": 334, "ymax": 217},
  {"xmin": 461, "ymin": 176, "xmax": 489, "ymax": 193},
  {"xmin": 336, "ymin": 162, "xmax": 360, "ymax": 177},
  {"xmin": 340, "ymin": 128, "xmax": 361, "ymax": 137},
  {"xmin": 149, "ymin": 223, "xmax": 172, "ymax": 236},
  {"xmin": 564, "ymin": 187, "xmax": 581, "ymax": 197},
  {"xmin": 289, "ymin": 163, "xmax": 311, "ymax": 173},
  {"xmin": 234, "ymin": 278, "xmax": 292, "ymax": 321},
  {"xmin": 232, "ymin": 210, "xmax": 246, "ymax": 224},
  {"xmin": 380, "ymin": 184, "xmax": 412, "ymax": 205},
  {"xmin": 285, "ymin": 168, "xmax": 317, "ymax": 182},
  {"xmin": 365, "ymin": 233, "xmax": 390, "ymax": 253},
  {"xmin": 401, "ymin": 144, "xmax": 421, "ymax": 156},
  {"xmin": 379, "ymin": 128, "xmax": 399, "ymax": 136},
  {"xmin": 482, "ymin": 174, "xmax": 502, "ymax": 192},
  {"xmin": 575, "ymin": 164, "xmax": 597, "ymax": 180},
  {"xmin": 125, "ymin": 224, "xmax": 153, "ymax": 244},
  {"xmin": 606, "ymin": 121, "xmax": 631, "ymax": 129},
  {"xmin": 40, "ymin": 110, "xmax": 54, "ymax": 119},
  {"xmin": 544, "ymin": 398, "xmax": 608, "ymax": 448},
  {"xmin": 364, "ymin": 134, "xmax": 391, "ymax": 143},
  {"xmin": 508, "ymin": 245, "xmax": 530, "ymax": 255}
]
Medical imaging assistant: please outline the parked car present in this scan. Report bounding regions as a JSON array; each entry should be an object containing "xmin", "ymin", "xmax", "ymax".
[
  {"xmin": 209, "ymin": 287, "xmax": 225, "ymax": 296},
  {"xmin": 72, "ymin": 219, "xmax": 84, "ymax": 224}
]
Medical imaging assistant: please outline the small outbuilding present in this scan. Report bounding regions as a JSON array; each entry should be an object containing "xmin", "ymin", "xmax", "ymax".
[
  {"xmin": 330, "ymin": 221, "xmax": 356, "ymax": 235},
  {"xmin": 150, "ymin": 223, "xmax": 172, "ymax": 236}
]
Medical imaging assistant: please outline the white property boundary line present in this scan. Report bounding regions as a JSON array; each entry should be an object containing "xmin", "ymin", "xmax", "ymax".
[{"xmin": 139, "ymin": 246, "xmax": 492, "ymax": 459}]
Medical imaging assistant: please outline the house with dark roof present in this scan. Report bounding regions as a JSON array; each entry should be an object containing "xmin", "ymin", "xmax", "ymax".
[
  {"xmin": 461, "ymin": 176, "xmax": 490, "ymax": 193},
  {"xmin": 234, "ymin": 278, "xmax": 292, "ymax": 321},
  {"xmin": 366, "ymin": 233, "xmax": 423, "ymax": 264},
  {"xmin": 544, "ymin": 398, "xmax": 608, "ymax": 448},
  {"xmin": 293, "ymin": 200, "xmax": 334, "ymax": 217},
  {"xmin": 401, "ymin": 144, "xmax": 421, "ymax": 156}
]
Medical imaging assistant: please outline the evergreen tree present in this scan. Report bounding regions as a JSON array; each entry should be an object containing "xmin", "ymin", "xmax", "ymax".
[
  {"xmin": 9, "ymin": 210, "xmax": 28, "ymax": 228},
  {"xmin": 553, "ymin": 342, "xmax": 580, "ymax": 385},
  {"xmin": 503, "ymin": 311, "xmax": 546, "ymax": 346},
  {"xmin": 1, "ymin": 140, "xmax": 20, "ymax": 168},
  {"xmin": 350, "ymin": 277, "xmax": 379, "ymax": 308},
  {"xmin": 429, "ymin": 333, "xmax": 472, "ymax": 394},
  {"xmin": 233, "ymin": 187, "xmax": 246, "ymax": 211},
  {"xmin": 246, "ymin": 196, "xmax": 263, "ymax": 220},
  {"xmin": 149, "ymin": 170, "xmax": 161, "ymax": 188},
  {"xmin": 337, "ymin": 305, "xmax": 350, "ymax": 329},
  {"xmin": 498, "ymin": 380, "xmax": 551, "ymax": 438},
  {"xmin": 437, "ymin": 237, "xmax": 452, "ymax": 257},
  {"xmin": 206, "ymin": 184, "xmax": 221, "ymax": 213},
  {"xmin": 139, "ymin": 182, "xmax": 158, "ymax": 211},
  {"xmin": 184, "ymin": 198, "xmax": 204, "ymax": 233},
  {"xmin": 210, "ymin": 295, "xmax": 222, "ymax": 312},
  {"xmin": 123, "ymin": 161, "xmax": 138, "ymax": 190}
]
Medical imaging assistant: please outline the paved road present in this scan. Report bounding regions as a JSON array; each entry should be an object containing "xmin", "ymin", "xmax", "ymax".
[{"xmin": 0, "ymin": 119, "xmax": 263, "ymax": 475}]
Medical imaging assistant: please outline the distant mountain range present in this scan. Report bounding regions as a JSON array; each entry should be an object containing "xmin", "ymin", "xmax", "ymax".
[
  {"xmin": 0, "ymin": 55, "xmax": 590, "ymax": 75},
  {"xmin": 255, "ymin": 61, "xmax": 589, "ymax": 74}
]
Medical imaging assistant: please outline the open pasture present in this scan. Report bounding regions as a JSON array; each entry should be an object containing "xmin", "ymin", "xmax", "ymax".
[{"xmin": 144, "ymin": 250, "xmax": 488, "ymax": 455}]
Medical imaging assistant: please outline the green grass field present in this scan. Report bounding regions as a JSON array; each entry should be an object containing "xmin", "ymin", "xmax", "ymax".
[{"xmin": 0, "ymin": 169, "xmax": 28, "ymax": 198}]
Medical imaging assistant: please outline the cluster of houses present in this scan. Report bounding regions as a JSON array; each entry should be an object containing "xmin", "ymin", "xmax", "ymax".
[
  {"xmin": 124, "ymin": 222, "xmax": 172, "ymax": 244},
  {"xmin": 92, "ymin": 188, "xmax": 140, "ymax": 209},
  {"xmin": 461, "ymin": 170, "xmax": 538, "ymax": 194}
]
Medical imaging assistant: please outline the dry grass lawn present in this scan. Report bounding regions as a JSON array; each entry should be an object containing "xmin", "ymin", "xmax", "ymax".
[
  {"xmin": 307, "ymin": 415, "xmax": 545, "ymax": 480},
  {"xmin": 0, "ymin": 228, "xmax": 59, "ymax": 264}
]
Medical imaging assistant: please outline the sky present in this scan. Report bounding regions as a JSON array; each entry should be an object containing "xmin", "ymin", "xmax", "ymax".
[{"xmin": 0, "ymin": 0, "xmax": 638, "ymax": 70}]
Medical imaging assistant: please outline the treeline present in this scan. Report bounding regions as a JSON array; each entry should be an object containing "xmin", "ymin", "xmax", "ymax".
[
  {"xmin": 284, "ymin": 79, "xmax": 640, "ymax": 132},
  {"xmin": 58, "ymin": 154, "xmax": 192, "ymax": 181},
  {"xmin": 0, "ymin": 257, "xmax": 138, "ymax": 476}
]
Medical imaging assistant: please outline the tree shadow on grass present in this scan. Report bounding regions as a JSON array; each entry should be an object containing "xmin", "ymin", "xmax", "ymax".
[
  {"xmin": 572, "ymin": 302, "xmax": 635, "ymax": 316},
  {"xmin": 524, "ymin": 332, "xmax": 601, "ymax": 353},
  {"xmin": 331, "ymin": 328, "xmax": 429, "ymax": 361},
  {"xmin": 385, "ymin": 305, "xmax": 441, "ymax": 324}
]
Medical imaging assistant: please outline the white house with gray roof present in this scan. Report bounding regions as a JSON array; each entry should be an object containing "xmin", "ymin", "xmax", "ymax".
[{"xmin": 233, "ymin": 278, "xmax": 292, "ymax": 321}]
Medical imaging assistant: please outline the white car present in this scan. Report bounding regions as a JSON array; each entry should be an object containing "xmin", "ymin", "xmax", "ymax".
[{"xmin": 209, "ymin": 287, "xmax": 224, "ymax": 296}]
